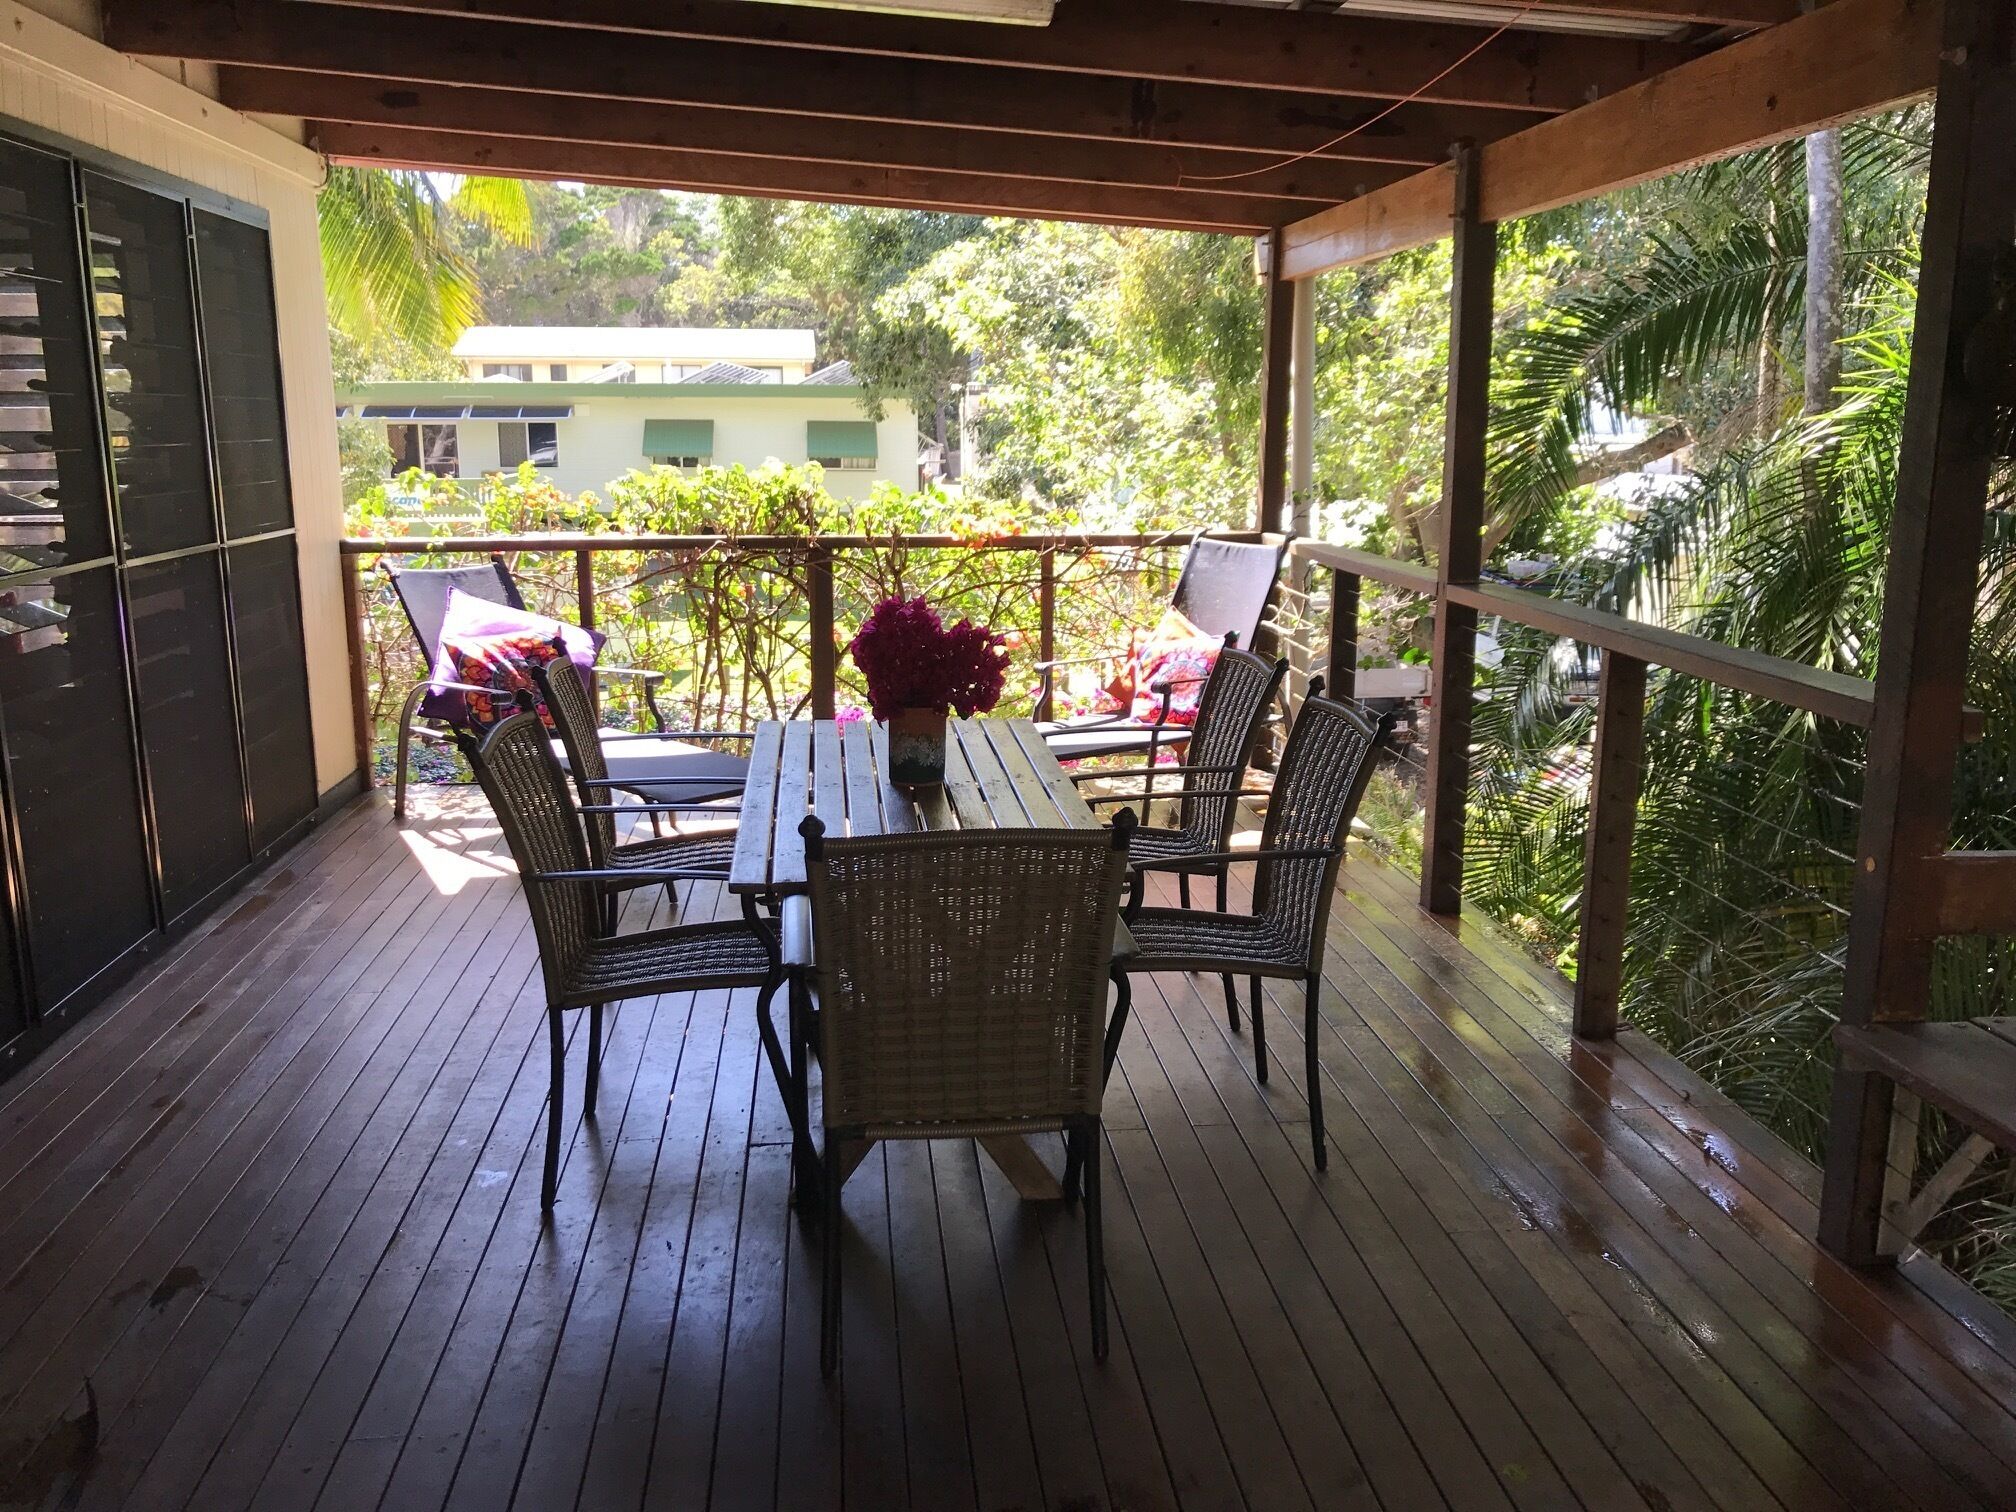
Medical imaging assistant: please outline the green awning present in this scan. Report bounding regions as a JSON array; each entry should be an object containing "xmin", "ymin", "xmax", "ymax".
[
  {"xmin": 806, "ymin": 420, "xmax": 877, "ymax": 460},
  {"xmin": 643, "ymin": 418, "xmax": 714, "ymax": 457}
]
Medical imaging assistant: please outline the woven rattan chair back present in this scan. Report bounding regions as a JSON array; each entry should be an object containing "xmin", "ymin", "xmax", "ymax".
[
  {"xmin": 388, "ymin": 555, "xmax": 523, "ymax": 665},
  {"xmin": 529, "ymin": 658, "xmax": 616, "ymax": 864},
  {"xmin": 802, "ymin": 822, "xmax": 1130, "ymax": 1136},
  {"xmin": 1253, "ymin": 690, "xmax": 1392, "ymax": 971},
  {"xmin": 459, "ymin": 711, "xmax": 600, "ymax": 1006},
  {"xmin": 1173, "ymin": 644, "xmax": 1286, "ymax": 851}
]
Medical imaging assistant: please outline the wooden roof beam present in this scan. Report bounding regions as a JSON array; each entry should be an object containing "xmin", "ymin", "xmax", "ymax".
[
  {"xmin": 279, "ymin": 0, "xmax": 1706, "ymax": 114},
  {"xmin": 312, "ymin": 122, "xmax": 1308, "ymax": 233},
  {"xmin": 107, "ymin": 0, "xmax": 1538, "ymax": 166},
  {"xmin": 217, "ymin": 68, "xmax": 1413, "ymax": 207},
  {"xmin": 1279, "ymin": 0, "xmax": 1941, "ymax": 278}
]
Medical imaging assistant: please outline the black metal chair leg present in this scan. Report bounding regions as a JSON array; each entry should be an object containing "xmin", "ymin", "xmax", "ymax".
[
  {"xmin": 1178, "ymin": 872, "xmax": 1191, "ymax": 908},
  {"xmin": 1063, "ymin": 1127, "xmax": 1083, "ymax": 1205},
  {"xmin": 1222, "ymin": 975, "xmax": 1240, "ymax": 1032},
  {"xmin": 585, "ymin": 1003, "xmax": 603, "ymax": 1116},
  {"xmin": 1306, "ymin": 972, "xmax": 1326, "ymax": 1171},
  {"xmin": 1215, "ymin": 869, "xmax": 1228, "ymax": 912},
  {"xmin": 542, "ymin": 1004, "xmax": 565, "ymax": 1211},
  {"xmin": 1085, "ymin": 1118, "xmax": 1108, "ymax": 1360},
  {"xmin": 662, "ymin": 881, "xmax": 680, "ymax": 917},
  {"xmin": 1101, "ymin": 969, "xmax": 1133, "ymax": 1087},
  {"xmin": 1250, "ymin": 976, "xmax": 1267, "ymax": 1084},
  {"xmin": 821, "ymin": 1133, "xmax": 843, "ymax": 1378}
]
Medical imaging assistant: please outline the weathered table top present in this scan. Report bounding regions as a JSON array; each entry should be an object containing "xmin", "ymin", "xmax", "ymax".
[{"xmin": 728, "ymin": 716, "xmax": 1106, "ymax": 897}]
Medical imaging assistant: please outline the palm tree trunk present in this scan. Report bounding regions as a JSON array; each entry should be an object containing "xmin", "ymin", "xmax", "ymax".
[{"xmin": 1804, "ymin": 128, "xmax": 1846, "ymax": 413}]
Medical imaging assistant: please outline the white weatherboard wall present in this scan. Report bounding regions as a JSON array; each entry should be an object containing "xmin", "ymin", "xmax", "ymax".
[
  {"xmin": 0, "ymin": 2, "xmax": 354, "ymax": 796},
  {"xmin": 354, "ymin": 390, "xmax": 919, "ymax": 500}
]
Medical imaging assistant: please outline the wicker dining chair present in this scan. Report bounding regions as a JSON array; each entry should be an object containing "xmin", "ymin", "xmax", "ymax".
[
  {"xmin": 1118, "ymin": 681, "xmax": 1393, "ymax": 1170},
  {"xmin": 1073, "ymin": 642, "xmax": 1286, "ymax": 1026},
  {"xmin": 457, "ymin": 712, "xmax": 785, "ymax": 1213},
  {"xmin": 798, "ymin": 811, "xmax": 1135, "ymax": 1376},
  {"xmin": 529, "ymin": 659, "xmax": 740, "ymax": 916}
]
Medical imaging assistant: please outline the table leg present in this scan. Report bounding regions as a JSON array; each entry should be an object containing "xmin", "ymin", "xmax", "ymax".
[{"xmin": 979, "ymin": 1135, "xmax": 1065, "ymax": 1201}]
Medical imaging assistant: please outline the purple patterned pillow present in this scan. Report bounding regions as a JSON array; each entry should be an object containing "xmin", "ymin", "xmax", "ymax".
[{"xmin": 419, "ymin": 589, "xmax": 603, "ymax": 724}]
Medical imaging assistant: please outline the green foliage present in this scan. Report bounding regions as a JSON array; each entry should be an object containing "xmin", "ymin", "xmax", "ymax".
[{"xmin": 318, "ymin": 169, "xmax": 529, "ymax": 347}]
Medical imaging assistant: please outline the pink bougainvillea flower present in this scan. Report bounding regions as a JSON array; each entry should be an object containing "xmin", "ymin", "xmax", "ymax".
[{"xmin": 847, "ymin": 595, "xmax": 1010, "ymax": 720}]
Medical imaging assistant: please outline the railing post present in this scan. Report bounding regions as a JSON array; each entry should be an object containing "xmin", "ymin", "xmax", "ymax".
[
  {"xmin": 1821, "ymin": 0, "xmax": 2016, "ymax": 1266},
  {"xmin": 808, "ymin": 542, "xmax": 836, "ymax": 720},
  {"xmin": 1328, "ymin": 567, "xmax": 1358, "ymax": 705},
  {"xmin": 340, "ymin": 551, "xmax": 374, "ymax": 790},
  {"xmin": 1037, "ymin": 546, "xmax": 1057, "ymax": 721},
  {"xmin": 574, "ymin": 546, "xmax": 598, "ymax": 713},
  {"xmin": 1574, "ymin": 652, "xmax": 1647, "ymax": 1038},
  {"xmin": 1419, "ymin": 140, "xmax": 1495, "ymax": 917},
  {"xmin": 1257, "ymin": 229, "xmax": 1295, "ymax": 533}
]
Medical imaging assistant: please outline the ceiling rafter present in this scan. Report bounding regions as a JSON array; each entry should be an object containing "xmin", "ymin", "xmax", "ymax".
[
  {"xmin": 276, "ymin": 0, "xmax": 1712, "ymax": 113},
  {"xmin": 219, "ymin": 68, "xmax": 1410, "ymax": 206},
  {"xmin": 313, "ymin": 122, "xmax": 1315, "ymax": 233},
  {"xmin": 107, "ymin": 0, "xmax": 1544, "ymax": 166}
]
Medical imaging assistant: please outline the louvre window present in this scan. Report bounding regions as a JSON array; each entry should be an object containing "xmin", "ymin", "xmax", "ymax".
[
  {"xmin": 0, "ymin": 127, "xmax": 318, "ymax": 1050},
  {"xmin": 498, "ymin": 420, "xmax": 558, "ymax": 469}
]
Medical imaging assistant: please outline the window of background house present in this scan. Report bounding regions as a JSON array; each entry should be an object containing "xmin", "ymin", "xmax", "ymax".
[
  {"xmin": 548, "ymin": 364, "xmax": 567, "ymax": 380},
  {"xmin": 387, "ymin": 422, "xmax": 459, "ymax": 476},
  {"xmin": 811, "ymin": 454, "xmax": 875, "ymax": 471},
  {"xmin": 498, "ymin": 421, "xmax": 558, "ymax": 468},
  {"xmin": 481, "ymin": 363, "xmax": 532, "ymax": 380},
  {"xmin": 651, "ymin": 454, "xmax": 710, "ymax": 470}
]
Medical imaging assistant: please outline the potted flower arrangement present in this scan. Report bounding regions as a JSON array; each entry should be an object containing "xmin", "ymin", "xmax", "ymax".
[{"xmin": 847, "ymin": 595, "xmax": 1009, "ymax": 785}]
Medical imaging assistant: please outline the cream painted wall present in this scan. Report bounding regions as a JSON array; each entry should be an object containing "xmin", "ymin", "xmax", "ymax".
[
  {"xmin": 372, "ymin": 393, "xmax": 920, "ymax": 501},
  {"xmin": 0, "ymin": 2, "xmax": 354, "ymax": 796}
]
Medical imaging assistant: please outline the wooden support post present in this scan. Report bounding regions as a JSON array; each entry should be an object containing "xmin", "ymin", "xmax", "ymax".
[
  {"xmin": 1257, "ymin": 230, "xmax": 1295, "ymax": 533},
  {"xmin": 574, "ymin": 546, "xmax": 598, "ymax": 713},
  {"xmin": 1037, "ymin": 547, "xmax": 1057, "ymax": 722},
  {"xmin": 1328, "ymin": 568, "xmax": 1359, "ymax": 705},
  {"xmin": 340, "ymin": 553, "xmax": 374, "ymax": 790},
  {"xmin": 1291, "ymin": 272, "xmax": 1316, "ymax": 528},
  {"xmin": 1821, "ymin": 0, "xmax": 2016, "ymax": 1266},
  {"xmin": 1574, "ymin": 652, "xmax": 1647, "ymax": 1038},
  {"xmin": 1419, "ymin": 141, "xmax": 1495, "ymax": 917},
  {"xmin": 808, "ymin": 543, "xmax": 837, "ymax": 720}
]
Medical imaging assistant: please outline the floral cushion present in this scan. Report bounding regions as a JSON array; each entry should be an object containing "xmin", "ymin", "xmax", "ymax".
[
  {"xmin": 1087, "ymin": 606, "xmax": 1220, "ymax": 726},
  {"xmin": 421, "ymin": 589, "xmax": 602, "ymax": 730}
]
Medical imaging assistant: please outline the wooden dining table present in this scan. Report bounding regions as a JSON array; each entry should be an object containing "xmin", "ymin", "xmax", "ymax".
[{"xmin": 729, "ymin": 716, "xmax": 1131, "ymax": 1202}]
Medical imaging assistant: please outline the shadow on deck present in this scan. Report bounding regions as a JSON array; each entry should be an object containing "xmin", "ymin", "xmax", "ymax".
[{"xmin": 0, "ymin": 789, "xmax": 2012, "ymax": 1511}]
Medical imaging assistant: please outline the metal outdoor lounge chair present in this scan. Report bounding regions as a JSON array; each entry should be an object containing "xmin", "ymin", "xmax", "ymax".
[
  {"xmin": 1034, "ymin": 532, "xmax": 1289, "ymax": 764},
  {"xmin": 387, "ymin": 555, "xmax": 748, "ymax": 820},
  {"xmin": 1117, "ymin": 681, "xmax": 1393, "ymax": 1170},
  {"xmin": 796, "ymin": 811, "xmax": 1135, "ymax": 1376},
  {"xmin": 457, "ymin": 712, "xmax": 788, "ymax": 1213}
]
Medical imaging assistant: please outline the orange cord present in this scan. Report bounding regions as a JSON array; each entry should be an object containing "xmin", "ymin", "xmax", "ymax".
[{"xmin": 1178, "ymin": 4, "xmax": 1542, "ymax": 186}]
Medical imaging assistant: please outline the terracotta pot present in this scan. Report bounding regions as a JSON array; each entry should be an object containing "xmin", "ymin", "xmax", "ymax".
[{"xmin": 885, "ymin": 706, "xmax": 948, "ymax": 786}]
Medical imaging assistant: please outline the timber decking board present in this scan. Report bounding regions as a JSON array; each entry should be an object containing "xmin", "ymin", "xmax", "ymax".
[{"xmin": 0, "ymin": 788, "xmax": 2012, "ymax": 1509}]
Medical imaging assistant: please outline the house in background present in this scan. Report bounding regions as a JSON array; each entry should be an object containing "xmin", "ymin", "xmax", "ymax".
[
  {"xmin": 451, "ymin": 324, "xmax": 819, "ymax": 384},
  {"xmin": 341, "ymin": 327, "xmax": 918, "ymax": 504}
]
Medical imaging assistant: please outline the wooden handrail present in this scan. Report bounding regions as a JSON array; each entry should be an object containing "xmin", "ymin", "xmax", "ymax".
[
  {"xmin": 1290, "ymin": 539, "xmax": 1982, "ymax": 738},
  {"xmin": 341, "ymin": 529, "xmax": 1259, "ymax": 555}
]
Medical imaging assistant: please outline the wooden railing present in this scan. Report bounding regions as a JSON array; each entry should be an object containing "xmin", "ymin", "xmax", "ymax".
[
  {"xmin": 339, "ymin": 528, "xmax": 1263, "ymax": 779},
  {"xmin": 1289, "ymin": 538, "xmax": 1989, "ymax": 1043}
]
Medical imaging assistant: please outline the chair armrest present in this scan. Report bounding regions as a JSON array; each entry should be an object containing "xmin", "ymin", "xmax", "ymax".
[
  {"xmin": 780, "ymin": 895, "xmax": 814, "ymax": 970},
  {"xmin": 1135, "ymin": 845, "xmax": 1339, "ymax": 870},
  {"xmin": 578, "ymin": 803, "xmax": 742, "ymax": 817},
  {"xmin": 531, "ymin": 867, "xmax": 725, "ymax": 884},
  {"xmin": 1146, "ymin": 672, "xmax": 1208, "ymax": 693},
  {"xmin": 592, "ymin": 728, "xmax": 755, "ymax": 743},
  {"xmin": 1034, "ymin": 650, "xmax": 1125, "ymax": 673},
  {"xmin": 1083, "ymin": 785, "xmax": 1243, "ymax": 805},
  {"xmin": 1069, "ymin": 762, "xmax": 1239, "ymax": 784},
  {"xmin": 577, "ymin": 776, "xmax": 748, "ymax": 792}
]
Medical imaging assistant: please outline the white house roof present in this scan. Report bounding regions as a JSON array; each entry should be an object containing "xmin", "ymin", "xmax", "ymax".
[{"xmin": 452, "ymin": 326, "xmax": 818, "ymax": 363}]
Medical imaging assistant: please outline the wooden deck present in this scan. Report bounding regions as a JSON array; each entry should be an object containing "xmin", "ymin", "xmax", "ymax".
[{"xmin": 2, "ymin": 789, "xmax": 2015, "ymax": 1511}]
